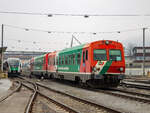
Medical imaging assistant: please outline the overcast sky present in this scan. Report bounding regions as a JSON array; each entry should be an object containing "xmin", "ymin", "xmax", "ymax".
[{"xmin": 0, "ymin": 0, "xmax": 150, "ymax": 52}]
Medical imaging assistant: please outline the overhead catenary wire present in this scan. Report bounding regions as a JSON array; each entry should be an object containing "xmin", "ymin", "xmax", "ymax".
[
  {"xmin": 3, "ymin": 24, "xmax": 150, "ymax": 35},
  {"xmin": 1, "ymin": 11, "xmax": 150, "ymax": 17},
  {"xmin": 3, "ymin": 24, "xmax": 150, "ymax": 51}
]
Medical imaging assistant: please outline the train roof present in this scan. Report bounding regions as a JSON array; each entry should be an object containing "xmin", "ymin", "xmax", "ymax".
[
  {"xmin": 59, "ymin": 44, "xmax": 86, "ymax": 54},
  {"xmin": 7, "ymin": 58, "xmax": 20, "ymax": 61},
  {"xmin": 59, "ymin": 40, "xmax": 122, "ymax": 54},
  {"xmin": 33, "ymin": 54, "xmax": 45, "ymax": 60}
]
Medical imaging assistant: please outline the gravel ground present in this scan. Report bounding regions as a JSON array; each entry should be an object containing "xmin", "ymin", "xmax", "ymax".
[
  {"xmin": 118, "ymin": 86, "xmax": 150, "ymax": 95},
  {"xmin": 0, "ymin": 79, "xmax": 12, "ymax": 98},
  {"xmin": 0, "ymin": 86, "xmax": 32, "ymax": 113},
  {"xmin": 39, "ymin": 79, "xmax": 150, "ymax": 113},
  {"xmin": 32, "ymin": 95, "xmax": 69, "ymax": 113},
  {"xmin": 39, "ymin": 86, "xmax": 110, "ymax": 113}
]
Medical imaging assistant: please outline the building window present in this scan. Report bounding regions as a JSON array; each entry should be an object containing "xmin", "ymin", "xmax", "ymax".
[
  {"xmin": 146, "ymin": 49, "xmax": 150, "ymax": 53},
  {"xmin": 136, "ymin": 49, "xmax": 143, "ymax": 53}
]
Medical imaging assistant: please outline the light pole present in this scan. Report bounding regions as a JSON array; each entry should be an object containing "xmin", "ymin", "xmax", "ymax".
[
  {"xmin": 1, "ymin": 24, "xmax": 4, "ymax": 72},
  {"xmin": 143, "ymin": 28, "xmax": 146, "ymax": 76}
]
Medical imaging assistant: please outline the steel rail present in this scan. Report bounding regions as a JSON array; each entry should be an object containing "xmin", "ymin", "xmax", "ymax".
[
  {"xmin": 22, "ymin": 82, "xmax": 37, "ymax": 113},
  {"xmin": 22, "ymin": 82, "xmax": 80, "ymax": 113},
  {"xmin": 37, "ymin": 91, "xmax": 80, "ymax": 113},
  {"xmin": 0, "ymin": 81, "xmax": 21, "ymax": 102},
  {"xmin": 110, "ymin": 88, "xmax": 150, "ymax": 98},
  {"xmin": 120, "ymin": 82, "xmax": 150, "ymax": 90},
  {"xmin": 96, "ymin": 89, "xmax": 150, "ymax": 104},
  {"xmin": 36, "ymin": 82, "xmax": 124, "ymax": 113}
]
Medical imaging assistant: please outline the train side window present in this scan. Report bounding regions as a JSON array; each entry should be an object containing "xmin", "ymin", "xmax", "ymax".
[
  {"xmin": 59, "ymin": 56, "xmax": 61, "ymax": 65},
  {"xmin": 53, "ymin": 57, "xmax": 55, "ymax": 65},
  {"xmin": 83, "ymin": 51, "xmax": 85, "ymax": 63},
  {"xmin": 62, "ymin": 56, "xmax": 64, "ymax": 65},
  {"xmin": 77, "ymin": 53, "xmax": 80, "ymax": 64},
  {"xmin": 73, "ymin": 54, "xmax": 75, "ymax": 65},
  {"xmin": 56, "ymin": 57, "xmax": 58, "ymax": 65},
  {"xmin": 49, "ymin": 58, "xmax": 51, "ymax": 65},
  {"xmin": 68, "ymin": 55, "xmax": 71, "ymax": 65},
  {"xmin": 65, "ymin": 56, "xmax": 68, "ymax": 65},
  {"xmin": 70, "ymin": 55, "xmax": 72, "ymax": 65},
  {"xmin": 43, "ymin": 58, "xmax": 45, "ymax": 64},
  {"xmin": 86, "ymin": 50, "xmax": 88, "ymax": 60},
  {"xmin": 48, "ymin": 58, "xmax": 49, "ymax": 65}
]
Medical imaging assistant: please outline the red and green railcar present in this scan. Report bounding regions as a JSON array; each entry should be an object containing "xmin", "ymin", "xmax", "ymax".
[
  {"xmin": 30, "ymin": 40, "xmax": 125, "ymax": 88},
  {"xmin": 30, "ymin": 54, "xmax": 49, "ymax": 78}
]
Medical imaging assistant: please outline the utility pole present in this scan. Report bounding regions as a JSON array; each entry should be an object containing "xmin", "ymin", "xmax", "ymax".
[
  {"xmin": 143, "ymin": 28, "xmax": 146, "ymax": 76},
  {"xmin": 1, "ymin": 24, "xmax": 4, "ymax": 72}
]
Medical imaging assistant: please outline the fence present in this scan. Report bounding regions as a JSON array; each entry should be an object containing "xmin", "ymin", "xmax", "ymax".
[{"xmin": 125, "ymin": 68, "xmax": 150, "ymax": 76}]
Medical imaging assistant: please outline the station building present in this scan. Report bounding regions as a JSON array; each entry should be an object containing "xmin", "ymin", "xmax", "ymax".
[
  {"xmin": 4, "ymin": 51, "xmax": 47, "ymax": 64},
  {"xmin": 125, "ymin": 47, "xmax": 150, "ymax": 76}
]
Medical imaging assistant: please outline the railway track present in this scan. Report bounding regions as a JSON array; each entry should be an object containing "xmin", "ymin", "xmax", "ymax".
[
  {"xmin": 120, "ymin": 81, "xmax": 150, "ymax": 90},
  {"xmin": 95, "ymin": 88, "xmax": 150, "ymax": 104},
  {"xmin": 22, "ymin": 82, "xmax": 80, "ymax": 113},
  {"xmin": 49, "ymin": 78, "xmax": 150, "ymax": 104},
  {"xmin": 127, "ymin": 80, "xmax": 150, "ymax": 84},
  {"xmin": 18, "ymin": 76, "xmax": 124, "ymax": 113},
  {"xmin": 110, "ymin": 88, "xmax": 150, "ymax": 99}
]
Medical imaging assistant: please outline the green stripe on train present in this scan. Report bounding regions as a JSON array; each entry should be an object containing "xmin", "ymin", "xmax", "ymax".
[
  {"xmin": 10, "ymin": 67, "xmax": 18, "ymax": 71},
  {"xmin": 99, "ymin": 61, "xmax": 112, "ymax": 75}
]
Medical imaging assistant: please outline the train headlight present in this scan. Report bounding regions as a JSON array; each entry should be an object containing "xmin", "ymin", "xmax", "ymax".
[
  {"xmin": 120, "ymin": 67, "xmax": 124, "ymax": 72},
  {"xmin": 93, "ymin": 67, "xmax": 97, "ymax": 71},
  {"xmin": 105, "ymin": 40, "xmax": 109, "ymax": 45}
]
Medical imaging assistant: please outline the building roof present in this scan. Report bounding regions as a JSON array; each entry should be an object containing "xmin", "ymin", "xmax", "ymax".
[{"xmin": 133, "ymin": 47, "xmax": 150, "ymax": 49}]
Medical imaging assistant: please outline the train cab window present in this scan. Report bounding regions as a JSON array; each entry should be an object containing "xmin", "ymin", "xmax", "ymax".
[
  {"xmin": 83, "ymin": 51, "xmax": 85, "ymax": 63},
  {"xmin": 94, "ymin": 49, "xmax": 107, "ymax": 61},
  {"xmin": 86, "ymin": 50, "xmax": 88, "ymax": 60},
  {"xmin": 77, "ymin": 53, "xmax": 81, "ymax": 64},
  {"xmin": 109, "ymin": 50, "xmax": 122, "ymax": 61}
]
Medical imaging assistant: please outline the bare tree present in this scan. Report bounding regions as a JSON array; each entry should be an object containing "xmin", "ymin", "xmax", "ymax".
[{"xmin": 126, "ymin": 43, "xmax": 136, "ymax": 56}]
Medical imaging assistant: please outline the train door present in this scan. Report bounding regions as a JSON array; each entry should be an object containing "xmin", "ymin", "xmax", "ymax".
[{"xmin": 81, "ymin": 48, "xmax": 89, "ymax": 73}]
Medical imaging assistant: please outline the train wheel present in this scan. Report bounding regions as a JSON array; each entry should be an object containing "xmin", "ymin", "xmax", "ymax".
[{"xmin": 50, "ymin": 74, "xmax": 54, "ymax": 79}]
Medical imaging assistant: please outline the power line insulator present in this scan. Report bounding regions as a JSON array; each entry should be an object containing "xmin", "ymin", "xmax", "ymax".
[
  {"xmin": 48, "ymin": 14, "xmax": 53, "ymax": 17},
  {"xmin": 84, "ymin": 15, "xmax": 89, "ymax": 18}
]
